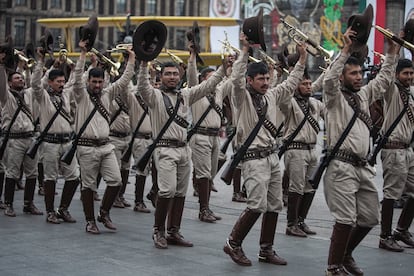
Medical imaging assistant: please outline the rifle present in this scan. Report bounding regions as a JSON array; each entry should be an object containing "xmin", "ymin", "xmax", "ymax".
[
  {"xmin": 60, "ymin": 107, "xmax": 98, "ymax": 165},
  {"xmin": 121, "ymin": 109, "xmax": 148, "ymax": 163},
  {"xmin": 136, "ymin": 94, "xmax": 181, "ymax": 172},
  {"xmin": 220, "ymin": 127, "xmax": 236, "ymax": 154},
  {"xmin": 221, "ymin": 112, "xmax": 266, "ymax": 185},
  {"xmin": 367, "ymin": 104, "xmax": 408, "ymax": 166},
  {"xmin": 27, "ymin": 101, "xmax": 63, "ymax": 159},
  {"xmin": 309, "ymin": 112, "xmax": 358, "ymax": 189},
  {"xmin": 278, "ymin": 115, "xmax": 308, "ymax": 158},
  {"xmin": 0, "ymin": 105, "xmax": 23, "ymax": 160}
]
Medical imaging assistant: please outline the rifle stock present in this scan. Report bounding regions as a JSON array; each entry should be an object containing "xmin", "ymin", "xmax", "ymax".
[
  {"xmin": 220, "ymin": 160, "xmax": 236, "ymax": 185},
  {"xmin": 220, "ymin": 130, "xmax": 235, "ymax": 154},
  {"xmin": 368, "ymin": 136, "xmax": 387, "ymax": 166},
  {"xmin": 60, "ymin": 142, "xmax": 77, "ymax": 165},
  {"xmin": 26, "ymin": 138, "xmax": 41, "ymax": 159},
  {"xmin": 121, "ymin": 139, "xmax": 134, "ymax": 163},
  {"xmin": 136, "ymin": 143, "xmax": 156, "ymax": 172},
  {"xmin": 309, "ymin": 154, "xmax": 328, "ymax": 190},
  {"xmin": 0, "ymin": 137, "xmax": 8, "ymax": 160}
]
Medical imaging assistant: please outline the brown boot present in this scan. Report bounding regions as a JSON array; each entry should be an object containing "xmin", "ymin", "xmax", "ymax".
[
  {"xmin": 327, "ymin": 223, "xmax": 353, "ymax": 271},
  {"xmin": 43, "ymin": 180, "xmax": 56, "ymax": 215},
  {"xmin": 286, "ymin": 192, "xmax": 306, "ymax": 237},
  {"xmin": 4, "ymin": 178, "xmax": 16, "ymax": 216},
  {"xmin": 118, "ymin": 169, "xmax": 131, "ymax": 207},
  {"xmin": 134, "ymin": 175, "xmax": 149, "ymax": 212},
  {"xmin": 343, "ymin": 225, "xmax": 371, "ymax": 275},
  {"xmin": 57, "ymin": 179, "xmax": 79, "ymax": 223},
  {"xmin": 97, "ymin": 208, "xmax": 117, "ymax": 230},
  {"xmin": 394, "ymin": 197, "xmax": 414, "ymax": 247},
  {"xmin": 258, "ymin": 212, "xmax": 287, "ymax": 265},
  {"xmin": 223, "ymin": 208, "xmax": 261, "ymax": 266},
  {"xmin": 379, "ymin": 198, "xmax": 403, "ymax": 252},
  {"xmin": 46, "ymin": 211, "xmax": 60, "ymax": 224},
  {"xmin": 23, "ymin": 178, "xmax": 43, "ymax": 215},
  {"xmin": 81, "ymin": 189, "xmax": 97, "ymax": 233},
  {"xmin": 153, "ymin": 197, "xmax": 172, "ymax": 249},
  {"xmin": 298, "ymin": 192, "xmax": 316, "ymax": 235},
  {"xmin": 198, "ymin": 178, "xmax": 215, "ymax": 223},
  {"xmin": 167, "ymin": 197, "xmax": 193, "ymax": 247},
  {"xmin": 98, "ymin": 185, "xmax": 121, "ymax": 230}
]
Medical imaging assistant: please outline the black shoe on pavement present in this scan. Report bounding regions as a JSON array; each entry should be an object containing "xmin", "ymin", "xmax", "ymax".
[
  {"xmin": 379, "ymin": 236, "xmax": 404, "ymax": 252},
  {"xmin": 393, "ymin": 229, "xmax": 414, "ymax": 247}
]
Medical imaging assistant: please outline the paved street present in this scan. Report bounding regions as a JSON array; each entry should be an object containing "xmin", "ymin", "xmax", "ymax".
[{"xmin": 1, "ymin": 137, "xmax": 413, "ymax": 275}]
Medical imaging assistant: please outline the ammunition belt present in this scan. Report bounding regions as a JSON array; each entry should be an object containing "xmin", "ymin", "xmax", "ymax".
[
  {"xmin": 332, "ymin": 149, "xmax": 367, "ymax": 167},
  {"xmin": 4, "ymin": 131, "xmax": 34, "ymax": 139},
  {"xmin": 135, "ymin": 132, "xmax": 152, "ymax": 140},
  {"xmin": 242, "ymin": 146, "xmax": 277, "ymax": 161},
  {"xmin": 109, "ymin": 130, "xmax": 130, "ymax": 138},
  {"xmin": 192, "ymin": 126, "xmax": 220, "ymax": 137},
  {"xmin": 287, "ymin": 142, "xmax": 316, "ymax": 150},
  {"xmin": 78, "ymin": 138, "xmax": 110, "ymax": 147},
  {"xmin": 383, "ymin": 141, "xmax": 410, "ymax": 149},
  {"xmin": 156, "ymin": 139, "xmax": 186, "ymax": 148},
  {"xmin": 44, "ymin": 133, "xmax": 73, "ymax": 144}
]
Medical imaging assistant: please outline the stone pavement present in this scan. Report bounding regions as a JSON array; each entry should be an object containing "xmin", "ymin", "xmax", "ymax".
[{"xmin": 0, "ymin": 135, "xmax": 413, "ymax": 275}]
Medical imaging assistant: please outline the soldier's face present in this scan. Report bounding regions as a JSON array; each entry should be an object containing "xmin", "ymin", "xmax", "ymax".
[
  {"xmin": 48, "ymin": 76, "xmax": 65, "ymax": 94},
  {"xmin": 161, "ymin": 66, "xmax": 180, "ymax": 89},
  {"xmin": 341, "ymin": 64, "xmax": 362, "ymax": 92},
  {"xmin": 88, "ymin": 77, "xmax": 104, "ymax": 94},
  {"xmin": 396, "ymin": 67, "xmax": 414, "ymax": 87},
  {"xmin": 247, "ymin": 73, "xmax": 270, "ymax": 95},
  {"xmin": 298, "ymin": 79, "xmax": 312, "ymax": 97},
  {"xmin": 8, "ymin": 72, "xmax": 25, "ymax": 91}
]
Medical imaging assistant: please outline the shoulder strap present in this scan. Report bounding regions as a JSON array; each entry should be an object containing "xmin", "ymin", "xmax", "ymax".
[
  {"xmin": 50, "ymin": 96, "xmax": 73, "ymax": 125},
  {"xmin": 342, "ymin": 91, "xmax": 372, "ymax": 130},
  {"xmin": 36, "ymin": 101, "xmax": 63, "ymax": 139},
  {"xmin": 187, "ymin": 102, "xmax": 213, "ymax": 141},
  {"xmin": 207, "ymin": 94, "xmax": 226, "ymax": 125},
  {"xmin": 278, "ymin": 112, "xmax": 308, "ymax": 158},
  {"xmin": 295, "ymin": 97, "xmax": 320, "ymax": 133},
  {"xmin": 162, "ymin": 92, "xmax": 189, "ymax": 129},
  {"xmin": 76, "ymin": 106, "xmax": 98, "ymax": 140},
  {"xmin": 89, "ymin": 94, "xmax": 110, "ymax": 123},
  {"xmin": 109, "ymin": 95, "xmax": 129, "ymax": 126},
  {"xmin": 135, "ymin": 93, "xmax": 148, "ymax": 113},
  {"xmin": 10, "ymin": 91, "xmax": 33, "ymax": 123},
  {"xmin": 153, "ymin": 94, "xmax": 182, "ymax": 143}
]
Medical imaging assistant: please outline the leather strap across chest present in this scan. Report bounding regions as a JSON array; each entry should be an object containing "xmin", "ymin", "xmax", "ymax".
[
  {"xmin": 342, "ymin": 91, "xmax": 372, "ymax": 130},
  {"xmin": 295, "ymin": 97, "xmax": 320, "ymax": 134},
  {"xmin": 162, "ymin": 92, "xmax": 189, "ymax": 129}
]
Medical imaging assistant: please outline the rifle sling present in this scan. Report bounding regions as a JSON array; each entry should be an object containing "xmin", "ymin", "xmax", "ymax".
[
  {"xmin": 73, "ymin": 106, "xmax": 98, "ymax": 144},
  {"xmin": 278, "ymin": 112, "xmax": 308, "ymax": 158},
  {"xmin": 162, "ymin": 92, "xmax": 189, "ymax": 129},
  {"xmin": 296, "ymin": 98, "xmax": 320, "ymax": 133},
  {"xmin": 187, "ymin": 102, "xmax": 213, "ymax": 141},
  {"xmin": 10, "ymin": 91, "xmax": 34, "ymax": 124},
  {"xmin": 35, "ymin": 101, "xmax": 63, "ymax": 142},
  {"xmin": 109, "ymin": 95, "xmax": 129, "ymax": 126},
  {"xmin": 50, "ymin": 96, "xmax": 73, "ymax": 125}
]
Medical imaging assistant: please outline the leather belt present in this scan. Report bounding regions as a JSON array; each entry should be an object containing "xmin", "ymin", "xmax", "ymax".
[
  {"xmin": 156, "ymin": 139, "xmax": 186, "ymax": 148},
  {"xmin": 287, "ymin": 141, "xmax": 316, "ymax": 150},
  {"xmin": 242, "ymin": 147, "xmax": 277, "ymax": 161},
  {"xmin": 135, "ymin": 132, "xmax": 152, "ymax": 139},
  {"xmin": 4, "ymin": 131, "xmax": 34, "ymax": 139},
  {"xmin": 383, "ymin": 141, "xmax": 410, "ymax": 149},
  {"xmin": 109, "ymin": 130, "xmax": 130, "ymax": 138},
  {"xmin": 78, "ymin": 138, "xmax": 110, "ymax": 147},
  {"xmin": 333, "ymin": 149, "xmax": 367, "ymax": 167},
  {"xmin": 193, "ymin": 126, "xmax": 220, "ymax": 136},
  {"xmin": 44, "ymin": 133, "xmax": 73, "ymax": 144}
]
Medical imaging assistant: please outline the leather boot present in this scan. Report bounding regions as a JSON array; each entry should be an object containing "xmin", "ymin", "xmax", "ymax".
[
  {"xmin": 119, "ymin": 169, "xmax": 131, "ymax": 207},
  {"xmin": 134, "ymin": 175, "xmax": 150, "ymax": 213},
  {"xmin": 198, "ymin": 178, "xmax": 216, "ymax": 223},
  {"xmin": 4, "ymin": 178, "xmax": 16, "ymax": 217},
  {"xmin": 343, "ymin": 226, "xmax": 371, "ymax": 275},
  {"xmin": 282, "ymin": 170, "xmax": 289, "ymax": 207},
  {"xmin": 167, "ymin": 197, "xmax": 193, "ymax": 247},
  {"xmin": 298, "ymin": 192, "xmax": 316, "ymax": 235},
  {"xmin": 223, "ymin": 208, "xmax": 261, "ymax": 266},
  {"xmin": 192, "ymin": 169, "xmax": 198, "ymax": 197},
  {"xmin": 0, "ymin": 172, "xmax": 5, "ymax": 209},
  {"xmin": 81, "ymin": 189, "xmax": 99, "ymax": 233},
  {"xmin": 232, "ymin": 168, "xmax": 246, "ymax": 202},
  {"xmin": 259, "ymin": 212, "xmax": 287, "ymax": 265},
  {"xmin": 23, "ymin": 178, "xmax": 43, "ymax": 215},
  {"xmin": 57, "ymin": 179, "xmax": 79, "ymax": 223},
  {"xmin": 43, "ymin": 180, "xmax": 56, "ymax": 214},
  {"xmin": 97, "ymin": 185, "xmax": 120, "ymax": 230},
  {"xmin": 379, "ymin": 198, "xmax": 403, "ymax": 252},
  {"xmin": 37, "ymin": 163, "xmax": 45, "ymax": 195},
  {"xmin": 147, "ymin": 165, "xmax": 159, "ymax": 208},
  {"xmin": 327, "ymin": 223, "xmax": 352, "ymax": 272},
  {"xmin": 153, "ymin": 197, "xmax": 172, "ymax": 249},
  {"xmin": 286, "ymin": 192, "xmax": 306, "ymax": 237},
  {"xmin": 394, "ymin": 197, "xmax": 414, "ymax": 247}
]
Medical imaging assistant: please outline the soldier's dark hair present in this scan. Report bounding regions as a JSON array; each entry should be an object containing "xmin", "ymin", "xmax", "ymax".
[
  {"xmin": 396, "ymin": 58, "xmax": 414, "ymax": 74},
  {"xmin": 343, "ymin": 56, "xmax": 361, "ymax": 74},
  {"xmin": 199, "ymin": 67, "xmax": 215, "ymax": 82},
  {"xmin": 246, "ymin": 61, "xmax": 268, "ymax": 78},
  {"xmin": 89, "ymin": 67, "xmax": 105, "ymax": 79},
  {"xmin": 7, "ymin": 71, "xmax": 23, "ymax": 82},
  {"xmin": 48, "ymin": 69, "xmax": 65, "ymax": 81},
  {"xmin": 161, "ymin": 62, "xmax": 180, "ymax": 74}
]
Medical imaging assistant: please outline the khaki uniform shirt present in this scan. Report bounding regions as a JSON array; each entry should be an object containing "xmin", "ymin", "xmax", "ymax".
[
  {"xmin": 231, "ymin": 52, "xmax": 305, "ymax": 149},
  {"xmin": 125, "ymin": 83, "xmax": 152, "ymax": 134},
  {"xmin": 31, "ymin": 61, "xmax": 73, "ymax": 134},
  {"xmin": 137, "ymin": 65, "xmax": 225, "ymax": 142},
  {"xmin": 0, "ymin": 66, "xmax": 35, "ymax": 133},
  {"xmin": 323, "ymin": 52, "xmax": 397, "ymax": 157},
  {"xmin": 381, "ymin": 82, "xmax": 414, "ymax": 144},
  {"xmin": 72, "ymin": 56, "xmax": 134, "ymax": 139}
]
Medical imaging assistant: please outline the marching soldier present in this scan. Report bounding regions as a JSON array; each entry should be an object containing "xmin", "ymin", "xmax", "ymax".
[
  {"xmin": 322, "ymin": 27, "xmax": 398, "ymax": 275},
  {"xmin": 223, "ymin": 32, "xmax": 307, "ymax": 267},
  {"xmin": 281, "ymin": 70, "xmax": 324, "ymax": 238},
  {"xmin": 136, "ymin": 28, "xmax": 225, "ymax": 249},
  {"xmin": 31, "ymin": 49, "xmax": 80, "ymax": 224},
  {"xmin": 0, "ymin": 55, "xmax": 43, "ymax": 217},
  {"xmin": 72, "ymin": 38, "xmax": 135, "ymax": 234}
]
